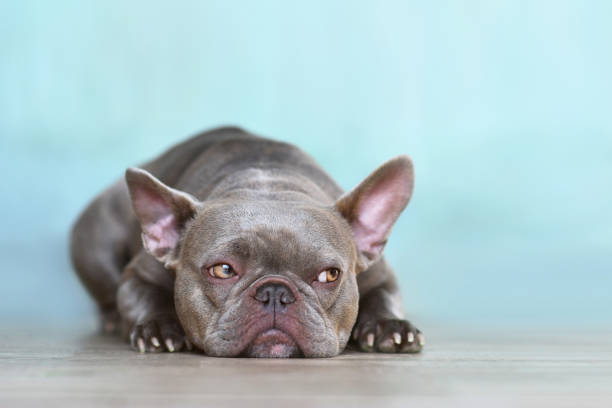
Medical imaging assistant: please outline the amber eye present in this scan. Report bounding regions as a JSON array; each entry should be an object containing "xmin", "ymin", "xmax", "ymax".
[
  {"xmin": 316, "ymin": 268, "xmax": 340, "ymax": 283},
  {"xmin": 208, "ymin": 264, "xmax": 236, "ymax": 279}
]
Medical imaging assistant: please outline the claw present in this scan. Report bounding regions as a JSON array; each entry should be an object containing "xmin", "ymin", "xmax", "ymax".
[
  {"xmin": 165, "ymin": 338, "xmax": 175, "ymax": 352},
  {"xmin": 407, "ymin": 332, "xmax": 414, "ymax": 343},
  {"xmin": 392, "ymin": 332, "xmax": 402, "ymax": 345},
  {"xmin": 417, "ymin": 333, "xmax": 425, "ymax": 346},
  {"xmin": 137, "ymin": 337, "xmax": 146, "ymax": 353},
  {"xmin": 366, "ymin": 333, "xmax": 374, "ymax": 348},
  {"xmin": 151, "ymin": 337, "xmax": 160, "ymax": 348}
]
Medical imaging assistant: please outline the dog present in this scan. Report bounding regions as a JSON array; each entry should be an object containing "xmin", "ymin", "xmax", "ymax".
[{"xmin": 70, "ymin": 127, "xmax": 423, "ymax": 357}]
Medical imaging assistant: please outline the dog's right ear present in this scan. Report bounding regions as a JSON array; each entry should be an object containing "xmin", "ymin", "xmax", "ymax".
[{"xmin": 125, "ymin": 168, "xmax": 200, "ymax": 268}]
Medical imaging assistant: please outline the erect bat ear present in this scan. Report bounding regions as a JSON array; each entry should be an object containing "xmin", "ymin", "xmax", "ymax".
[
  {"xmin": 335, "ymin": 155, "xmax": 414, "ymax": 270},
  {"xmin": 125, "ymin": 168, "xmax": 200, "ymax": 268}
]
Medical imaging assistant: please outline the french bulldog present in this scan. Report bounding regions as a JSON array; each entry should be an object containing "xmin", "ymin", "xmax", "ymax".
[{"xmin": 70, "ymin": 127, "xmax": 423, "ymax": 357}]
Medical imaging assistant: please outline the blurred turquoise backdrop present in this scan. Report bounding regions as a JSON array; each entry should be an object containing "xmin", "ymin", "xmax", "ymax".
[{"xmin": 1, "ymin": 1, "xmax": 610, "ymax": 328}]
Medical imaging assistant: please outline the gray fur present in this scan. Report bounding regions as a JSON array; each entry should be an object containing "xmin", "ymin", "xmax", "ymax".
[{"xmin": 70, "ymin": 127, "xmax": 423, "ymax": 357}]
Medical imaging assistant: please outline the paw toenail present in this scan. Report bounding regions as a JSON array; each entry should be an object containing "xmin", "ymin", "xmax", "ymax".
[
  {"xmin": 151, "ymin": 337, "xmax": 160, "ymax": 348},
  {"xmin": 417, "ymin": 333, "xmax": 425, "ymax": 346},
  {"xmin": 137, "ymin": 338, "xmax": 146, "ymax": 353},
  {"xmin": 407, "ymin": 332, "xmax": 414, "ymax": 343},
  {"xmin": 393, "ymin": 332, "xmax": 402, "ymax": 345},
  {"xmin": 366, "ymin": 333, "xmax": 374, "ymax": 348},
  {"xmin": 165, "ymin": 338, "xmax": 175, "ymax": 352}
]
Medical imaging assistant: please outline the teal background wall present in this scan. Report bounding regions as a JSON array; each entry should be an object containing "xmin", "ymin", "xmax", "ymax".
[{"xmin": 1, "ymin": 1, "xmax": 610, "ymax": 328}]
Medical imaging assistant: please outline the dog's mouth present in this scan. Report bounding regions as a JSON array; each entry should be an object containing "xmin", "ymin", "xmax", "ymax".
[{"xmin": 243, "ymin": 328, "xmax": 303, "ymax": 358}]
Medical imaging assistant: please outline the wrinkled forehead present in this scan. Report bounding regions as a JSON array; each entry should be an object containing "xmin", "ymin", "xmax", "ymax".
[{"xmin": 183, "ymin": 201, "xmax": 355, "ymax": 272}]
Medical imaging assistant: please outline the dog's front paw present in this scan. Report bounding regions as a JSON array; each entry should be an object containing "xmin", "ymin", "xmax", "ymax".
[
  {"xmin": 129, "ymin": 315, "xmax": 192, "ymax": 353},
  {"xmin": 352, "ymin": 318, "xmax": 424, "ymax": 353}
]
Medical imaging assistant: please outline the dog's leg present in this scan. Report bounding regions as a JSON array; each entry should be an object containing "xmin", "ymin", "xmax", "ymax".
[
  {"xmin": 352, "ymin": 258, "xmax": 423, "ymax": 353},
  {"xmin": 117, "ymin": 252, "xmax": 189, "ymax": 353}
]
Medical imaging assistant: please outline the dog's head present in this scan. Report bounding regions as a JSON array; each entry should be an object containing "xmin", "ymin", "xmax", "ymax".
[{"xmin": 125, "ymin": 156, "xmax": 414, "ymax": 357}]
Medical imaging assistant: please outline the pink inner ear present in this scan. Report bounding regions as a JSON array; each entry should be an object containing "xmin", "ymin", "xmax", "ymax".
[
  {"xmin": 132, "ymin": 187, "xmax": 181, "ymax": 259},
  {"xmin": 352, "ymin": 172, "xmax": 411, "ymax": 258},
  {"xmin": 142, "ymin": 213, "xmax": 180, "ymax": 259}
]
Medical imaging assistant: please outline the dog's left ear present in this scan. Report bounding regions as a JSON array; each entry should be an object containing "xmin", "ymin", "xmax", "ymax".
[{"xmin": 335, "ymin": 155, "xmax": 414, "ymax": 270}]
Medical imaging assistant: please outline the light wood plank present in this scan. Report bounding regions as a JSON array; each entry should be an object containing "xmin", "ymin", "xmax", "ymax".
[{"xmin": 1, "ymin": 325, "xmax": 610, "ymax": 407}]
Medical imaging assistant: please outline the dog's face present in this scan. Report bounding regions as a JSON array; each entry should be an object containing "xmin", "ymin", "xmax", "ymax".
[
  {"xmin": 174, "ymin": 201, "xmax": 359, "ymax": 357},
  {"xmin": 125, "ymin": 156, "xmax": 413, "ymax": 357}
]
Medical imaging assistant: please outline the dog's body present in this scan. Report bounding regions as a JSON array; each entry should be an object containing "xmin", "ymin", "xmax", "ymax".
[{"xmin": 71, "ymin": 127, "xmax": 423, "ymax": 357}]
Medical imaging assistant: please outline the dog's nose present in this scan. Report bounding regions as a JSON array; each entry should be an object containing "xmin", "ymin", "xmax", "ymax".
[{"xmin": 254, "ymin": 282, "xmax": 296, "ymax": 311}]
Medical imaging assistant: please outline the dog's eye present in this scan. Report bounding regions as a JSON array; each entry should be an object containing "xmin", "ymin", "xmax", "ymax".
[
  {"xmin": 208, "ymin": 264, "xmax": 236, "ymax": 279},
  {"xmin": 317, "ymin": 268, "xmax": 340, "ymax": 283}
]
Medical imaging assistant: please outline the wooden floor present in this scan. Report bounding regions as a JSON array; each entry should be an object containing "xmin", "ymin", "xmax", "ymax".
[{"xmin": 1, "ymin": 324, "xmax": 610, "ymax": 407}]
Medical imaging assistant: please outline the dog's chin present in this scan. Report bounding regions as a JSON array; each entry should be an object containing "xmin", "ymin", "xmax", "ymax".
[{"xmin": 245, "ymin": 329, "xmax": 302, "ymax": 358}]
